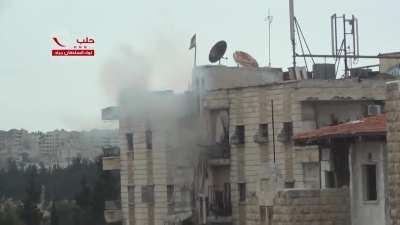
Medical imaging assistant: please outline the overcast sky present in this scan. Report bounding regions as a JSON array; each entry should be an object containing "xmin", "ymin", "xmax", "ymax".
[{"xmin": 0, "ymin": 0, "xmax": 397, "ymax": 131}]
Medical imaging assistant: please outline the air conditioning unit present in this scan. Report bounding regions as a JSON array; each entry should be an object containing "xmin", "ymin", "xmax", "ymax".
[
  {"xmin": 367, "ymin": 105, "xmax": 382, "ymax": 116},
  {"xmin": 253, "ymin": 133, "xmax": 269, "ymax": 144}
]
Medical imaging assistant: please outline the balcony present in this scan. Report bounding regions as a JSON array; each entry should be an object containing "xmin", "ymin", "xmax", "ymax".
[
  {"xmin": 207, "ymin": 189, "xmax": 232, "ymax": 225},
  {"xmin": 103, "ymin": 146, "xmax": 120, "ymax": 171},
  {"xmin": 104, "ymin": 200, "xmax": 121, "ymax": 223},
  {"xmin": 205, "ymin": 144, "xmax": 230, "ymax": 166}
]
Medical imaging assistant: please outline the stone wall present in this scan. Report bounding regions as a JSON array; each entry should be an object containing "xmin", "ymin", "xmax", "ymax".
[
  {"xmin": 272, "ymin": 189, "xmax": 350, "ymax": 225},
  {"xmin": 385, "ymin": 80, "xmax": 400, "ymax": 225}
]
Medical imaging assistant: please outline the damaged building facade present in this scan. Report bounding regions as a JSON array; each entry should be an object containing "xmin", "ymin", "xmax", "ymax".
[{"xmin": 103, "ymin": 60, "xmax": 398, "ymax": 225}]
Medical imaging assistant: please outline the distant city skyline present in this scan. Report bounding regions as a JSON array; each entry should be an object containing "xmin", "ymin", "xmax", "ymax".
[{"xmin": 0, "ymin": 0, "xmax": 397, "ymax": 131}]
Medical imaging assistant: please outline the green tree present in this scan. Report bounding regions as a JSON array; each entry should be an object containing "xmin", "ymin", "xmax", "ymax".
[
  {"xmin": 73, "ymin": 175, "xmax": 92, "ymax": 225},
  {"xmin": 20, "ymin": 165, "xmax": 42, "ymax": 225},
  {"xmin": 50, "ymin": 201, "xmax": 59, "ymax": 225},
  {"xmin": 0, "ymin": 205, "xmax": 24, "ymax": 225}
]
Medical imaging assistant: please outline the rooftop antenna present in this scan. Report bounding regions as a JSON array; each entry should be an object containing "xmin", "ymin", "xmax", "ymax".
[
  {"xmin": 265, "ymin": 9, "xmax": 273, "ymax": 67},
  {"xmin": 331, "ymin": 14, "xmax": 359, "ymax": 77},
  {"xmin": 289, "ymin": 2, "xmax": 400, "ymax": 78},
  {"xmin": 289, "ymin": 0, "xmax": 296, "ymax": 69}
]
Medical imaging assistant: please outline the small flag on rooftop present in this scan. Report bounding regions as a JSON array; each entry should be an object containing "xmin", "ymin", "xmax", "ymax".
[{"xmin": 189, "ymin": 34, "xmax": 196, "ymax": 50}]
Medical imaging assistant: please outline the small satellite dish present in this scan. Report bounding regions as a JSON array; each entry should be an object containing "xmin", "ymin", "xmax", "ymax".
[
  {"xmin": 233, "ymin": 51, "xmax": 259, "ymax": 68},
  {"xmin": 209, "ymin": 41, "xmax": 227, "ymax": 63}
]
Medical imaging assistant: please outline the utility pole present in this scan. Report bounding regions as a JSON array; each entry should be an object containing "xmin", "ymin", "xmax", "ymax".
[{"xmin": 266, "ymin": 9, "xmax": 273, "ymax": 67}]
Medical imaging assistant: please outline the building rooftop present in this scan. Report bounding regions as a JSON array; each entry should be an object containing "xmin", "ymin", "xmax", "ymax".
[{"xmin": 294, "ymin": 114, "xmax": 386, "ymax": 143}]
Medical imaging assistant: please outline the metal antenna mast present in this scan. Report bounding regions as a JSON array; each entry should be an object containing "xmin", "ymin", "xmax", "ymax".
[
  {"xmin": 265, "ymin": 9, "xmax": 273, "ymax": 67},
  {"xmin": 289, "ymin": 0, "xmax": 296, "ymax": 69}
]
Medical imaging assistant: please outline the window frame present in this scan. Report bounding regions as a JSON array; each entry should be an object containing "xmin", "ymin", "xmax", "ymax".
[
  {"xmin": 128, "ymin": 185, "xmax": 135, "ymax": 205},
  {"xmin": 362, "ymin": 163, "xmax": 378, "ymax": 202},
  {"xmin": 238, "ymin": 182, "xmax": 246, "ymax": 202},
  {"xmin": 259, "ymin": 124, "xmax": 269, "ymax": 138},
  {"xmin": 145, "ymin": 130, "xmax": 153, "ymax": 150},
  {"xmin": 282, "ymin": 122, "xmax": 293, "ymax": 140},
  {"xmin": 259, "ymin": 205, "xmax": 267, "ymax": 222},
  {"xmin": 126, "ymin": 132, "xmax": 134, "ymax": 151},
  {"xmin": 235, "ymin": 125, "xmax": 245, "ymax": 144},
  {"xmin": 167, "ymin": 184, "xmax": 175, "ymax": 204},
  {"xmin": 141, "ymin": 185, "xmax": 155, "ymax": 203}
]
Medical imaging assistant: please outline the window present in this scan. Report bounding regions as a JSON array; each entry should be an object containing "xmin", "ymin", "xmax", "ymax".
[
  {"xmin": 142, "ymin": 185, "xmax": 154, "ymax": 203},
  {"xmin": 267, "ymin": 206, "xmax": 273, "ymax": 222},
  {"xmin": 363, "ymin": 164, "xmax": 377, "ymax": 201},
  {"xmin": 260, "ymin": 206, "xmax": 266, "ymax": 222},
  {"xmin": 128, "ymin": 185, "xmax": 135, "ymax": 205},
  {"xmin": 279, "ymin": 122, "xmax": 293, "ymax": 142},
  {"xmin": 236, "ymin": 126, "xmax": 245, "ymax": 144},
  {"xmin": 238, "ymin": 183, "xmax": 246, "ymax": 202},
  {"xmin": 167, "ymin": 185, "xmax": 174, "ymax": 203},
  {"xmin": 325, "ymin": 171, "xmax": 335, "ymax": 188},
  {"xmin": 145, "ymin": 130, "xmax": 152, "ymax": 150},
  {"xmin": 283, "ymin": 122, "xmax": 293, "ymax": 138},
  {"xmin": 260, "ymin": 179, "xmax": 269, "ymax": 192},
  {"xmin": 259, "ymin": 124, "xmax": 268, "ymax": 137},
  {"xmin": 126, "ymin": 133, "xmax": 134, "ymax": 151}
]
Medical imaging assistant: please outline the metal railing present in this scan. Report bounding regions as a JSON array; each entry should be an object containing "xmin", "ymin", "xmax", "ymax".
[
  {"xmin": 205, "ymin": 144, "xmax": 230, "ymax": 159},
  {"xmin": 103, "ymin": 146, "xmax": 120, "ymax": 157},
  {"xmin": 105, "ymin": 200, "xmax": 121, "ymax": 210}
]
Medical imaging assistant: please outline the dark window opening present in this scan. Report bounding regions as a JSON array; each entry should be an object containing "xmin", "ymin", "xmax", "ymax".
[
  {"xmin": 238, "ymin": 183, "xmax": 246, "ymax": 202},
  {"xmin": 145, "ymin": 130, "xmax": 152, "ymax": 150},
  {"xmin": 126, "ymin": 133, "xmax": 134, "ymax": 151},
  {"xmin": 235, "ymin": 126, "xmax": 245, "ymax": 144},
  {"xmin": 283, "ymin": 122, "xmax": 293, "ymax": 139},
  {"xmin": 128, "ymin": 185, "xmax": 135, "ymax": 205},
  {"xmin": 259, "ymin": 124, "xmax": 268, "ymax": 137},
  {"xmin": 260, "ymin": 206, "xmax": 266, "ymax": 222},
  {"xmin": 363, "ymin": 164, "xmax": 377, "ymax": 201},
  {"xmin": 267, "ymin": 206, "xmax": 273, "ymax": 222},
  {"xmin": 279, "ymin": 122, "xmax": 293, "ymax": 143},
  {"xmin": 325, "ymin": 171, "xmax": 335, "ymax": 188},
  {"xmin": 142, "ymin": 185, "xmax": 154, "ymax": 203},
  {"xmin": 332, "ymin": 144, "xmax": 350, "ymax": 187},
  {"xmin": 167, "ymin": 185, "xmax": 174, "ymax": 203}
]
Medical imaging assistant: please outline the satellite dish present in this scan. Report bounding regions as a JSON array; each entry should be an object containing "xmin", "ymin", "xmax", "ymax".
[
  {"xmin": 209, "ymin": 40, "xmax": 227, "ymax": 63},
  {"xmin": 233, "ymin": 51, "xmax": 259, "ymax": 68}
]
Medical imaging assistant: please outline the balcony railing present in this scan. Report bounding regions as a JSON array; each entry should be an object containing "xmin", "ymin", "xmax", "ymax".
[
  {"xmin": 205, "ymin": 143, "xmax": 230, "ymax": 159},
  {"xmin": 207, "ymin": 188, "xmax": 232, "ymax": 224},
  {"xmin": 105, "ymin": 200, "xmax": 121, "ymax": 210},
  {"xmin": 103, "ymin": 146, "xmax": 120, "ymax": 157},
  {"xmin": 104, "ymin": 200, "xmax": 122, "ymax": 224}
]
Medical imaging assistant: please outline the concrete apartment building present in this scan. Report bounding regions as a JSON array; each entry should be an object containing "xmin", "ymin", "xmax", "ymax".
[
  {"xmin": 39, "ymin": 130, "xmax": 68, "ymax": 166},
  {"xmin": 37, "ymin": 129, "xmax": 118, "ymax": 168},
  {"xmin": 195, "ymin": 66, "xmax": 391, "ymax": 225},
  {"xmin": 103, "ymin": 60, "xmax": 398, "ymax": 225},
  {"xmin": 0, "ymin": 129, "xmax": 40, "ymax": 168},
  {"xmin": 103, "ymin": 91, "xmax": 200, "ymax": 225}
]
